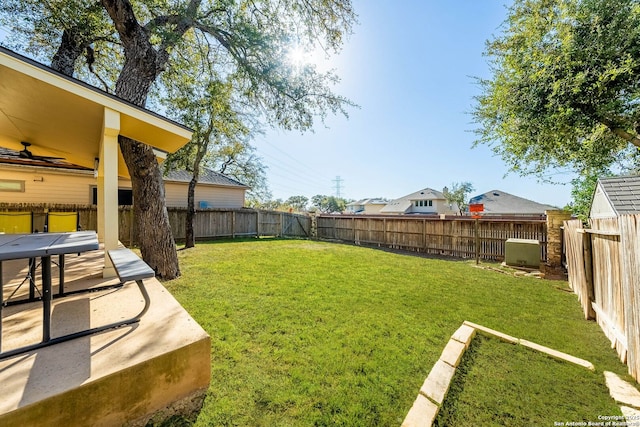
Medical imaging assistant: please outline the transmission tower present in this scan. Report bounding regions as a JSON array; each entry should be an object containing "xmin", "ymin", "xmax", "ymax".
[{"xmin": 332, "ymin": 176, "xmax": 344, "ymax": 198}]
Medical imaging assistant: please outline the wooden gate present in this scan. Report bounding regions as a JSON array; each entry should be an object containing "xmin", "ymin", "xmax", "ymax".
[{"xmin": 563, "ymin": 215, "xmax": 640, "ymax": 381}]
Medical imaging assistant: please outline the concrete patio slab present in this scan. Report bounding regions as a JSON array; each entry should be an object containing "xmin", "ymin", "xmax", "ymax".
[{"xmin": 0, "ymin": 248, "xmax": 211, "ymax": 426}]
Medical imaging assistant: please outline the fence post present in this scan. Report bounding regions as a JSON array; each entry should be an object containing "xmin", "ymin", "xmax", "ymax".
[
  {"xmin": 310, "ymin": 213, "xmax": 317, "ymax": 238},
  {"xmin": 544, "ymin": 210, "xmax": 572, "ymax": 279},
  {"xmin": 280, "ymin": 212, "xmax": 284, "ymax": 237},
  {"xmin": 383, "ymin": 218, "xmax": 387, "ymax": 247},
  {"xmin": 232, "ymin": 210, "xmax": 236, "ymax": 239},
  {"xmin": 352, "ymin": 217, "xmax": 357, "ymax": 244},
  {"xmin": 475, "ymin": 218, "xmax": 480, "ymax": 265},
  {"xmin": 581, "ymin": 230, "xmax": 596, "ymax": 319}
]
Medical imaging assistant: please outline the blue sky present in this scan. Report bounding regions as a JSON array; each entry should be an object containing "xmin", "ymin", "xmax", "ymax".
[
  {"xmin": 254, "ymin": 1, "xmax": 575, "ymax": 207},
  {"xmin": 0, "ymin": 2, "xmax": 575, "ymax": 207}
]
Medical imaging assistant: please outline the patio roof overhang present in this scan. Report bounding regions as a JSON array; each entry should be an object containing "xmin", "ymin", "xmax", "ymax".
[
  {"xmin": 0, "ymin": 47, "xmax": 193, "ymax": 277},
  {"xmin": 0, "ymin": 47, "xmax": 192, "ymax": 177}
]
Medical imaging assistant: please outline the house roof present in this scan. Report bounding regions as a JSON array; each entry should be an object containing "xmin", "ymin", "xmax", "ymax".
[
  {"xmin": 468, "ymin": 190, "xmax": 557, "ymax": 214},
  {"xmin": 0, "ymin": 46, "xmax": 192, "ymax": 176},
  {"xmin": 380, "ymin": 188, "xmax": 444, "ymax": 213},
  {"xmin": 597, "ymin": 175, "xmax": 640, "ymax": 215},
  {"xmin": 163, "ymin": 169, "xmax": 249, "ymax": 189},
  {"xmin": 347, "ymin": 198, "xmax": 387, "ymax": 206}
]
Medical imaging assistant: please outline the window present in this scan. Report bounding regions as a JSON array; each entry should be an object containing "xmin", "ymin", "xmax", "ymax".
[
  {"xmin": 415, "ymin": 201, "xmax": 419, "ymax": 207},
  {"xmin": 91, "ymin": 187, "xmax": 134, "ymax": 205},
  {"xmin": 0, "ymin": 179, "xmax": 25, "ymax": 192},
  {"xmin": 428, "ymin": 200, "xmax": 433, "ymax": 207}
]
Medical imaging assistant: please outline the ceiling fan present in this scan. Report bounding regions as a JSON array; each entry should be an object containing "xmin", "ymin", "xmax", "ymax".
[{"xmin": 12, "ymin": 142, "xmax": 66, "ymax": 162}]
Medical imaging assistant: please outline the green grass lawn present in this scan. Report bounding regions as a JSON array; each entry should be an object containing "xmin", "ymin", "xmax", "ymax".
[{"xmin": 162, "ymin": 238, "xmax": 630, "ymax": 426}]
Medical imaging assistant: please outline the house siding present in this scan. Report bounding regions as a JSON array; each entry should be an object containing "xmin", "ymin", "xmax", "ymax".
[
  {"xmin": 408, "ymin": 199, "xmax": 456, "ymax": 215},
  {"xmin": 435, "ymin": 200, "xmax": 457, "ymax": 215},
  {"xmin": 164, "ymin": 182, "xmax": 245, "ymax": 208},
  {"xmin": 1, "ymin": 166, "xmax": 245, "ymax": 209},
  {"xmin": 409, "ymin": 202, "xmax": 438, "ymax": 214},
  {"xmin": 363, "ymin": 204, "xmax": 385, "ymax": 215},
  {"xmin": 0, "ymin": 167, "xmax": 95, "ymax": 204}
]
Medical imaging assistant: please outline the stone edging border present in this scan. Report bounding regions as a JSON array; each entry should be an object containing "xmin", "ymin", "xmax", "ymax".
[{"xmin": 401, "ymin": 320, "xmax": 596, "ymax": 427}]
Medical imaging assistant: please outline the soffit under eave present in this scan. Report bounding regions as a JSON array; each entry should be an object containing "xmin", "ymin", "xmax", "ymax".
[{"xmin": 0, "ymin": 49, "xmax": 191, "ymax": 175}]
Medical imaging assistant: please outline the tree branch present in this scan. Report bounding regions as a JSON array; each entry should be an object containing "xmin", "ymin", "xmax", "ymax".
[{"xmin": 600, "ymin": 117, "xmax": 640, "ymax": 148}]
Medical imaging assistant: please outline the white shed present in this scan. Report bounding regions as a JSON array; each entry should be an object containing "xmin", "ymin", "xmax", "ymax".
[{"xmin": 589, "ymin": 175, "xmax": 640, "ymax": 219}]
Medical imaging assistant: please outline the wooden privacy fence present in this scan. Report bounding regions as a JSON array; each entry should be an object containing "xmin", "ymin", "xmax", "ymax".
[
  {"xmin": 164, "ymin": 208, "xmax": 311, "ymax": 243},
  {"xmin": 563, "ymin": 215, "xmax": 640, "ymax": 382},
  {"xmin": 0, "ymin": 204, "xmax": 311, "ymax": 245},
  {"xmin": 316, "ymin": 215, "xmax": 548, "ymax": 262}
]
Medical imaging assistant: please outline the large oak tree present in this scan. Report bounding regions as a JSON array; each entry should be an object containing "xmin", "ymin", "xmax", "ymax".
[
  {"xmin": 474, "ymin": 0, "xmax": 640, "ymax": 195},
  {"xmin": 1, "ymin": 0, "xmax": 356, "ymax": 277}
]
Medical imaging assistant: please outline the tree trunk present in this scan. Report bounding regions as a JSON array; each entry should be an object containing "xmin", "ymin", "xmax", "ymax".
[
  {"xmin": 100, "ymin": 0, "xmax": 187, "ymax": 279},
  {"xmin": 185, "ymin": 177, "xmax": 197, "ymax": 248},
  {"xmin": 119, "ymin": 136, "xmax": 180, "ymax": 278},
  {"xmin": 114, "ymin": 65, "xmax": 180, "ymax": 278},
  {"xmin": 51, "ymin": 29, "xmax": 86, "ymax": 76}
]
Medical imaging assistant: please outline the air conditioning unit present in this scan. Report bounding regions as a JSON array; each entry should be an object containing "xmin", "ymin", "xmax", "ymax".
[{"xmin": 505, "ymin": 238, "xmax": 540, "ymax": 268}]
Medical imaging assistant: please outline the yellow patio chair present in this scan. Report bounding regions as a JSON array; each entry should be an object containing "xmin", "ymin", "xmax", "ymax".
[
  {"xmin": 0, "ymin": 211, "xmax": 33, "ymax": 234},
  {"xmin": 45, "ymin": 212, "xmax": 81, "ymax": 296},
  {"xmin": 0, "ymin": 212, "xmax": 37, "ymax": 304},
  {"xmin": 46, "ymin": 211, "xmax": 79, "ymax": 232}
]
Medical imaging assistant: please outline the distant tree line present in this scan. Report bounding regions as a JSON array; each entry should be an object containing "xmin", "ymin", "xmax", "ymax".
[{"xmin": 248, "ymin": 195, "xmax": 350, "ymax": 213}]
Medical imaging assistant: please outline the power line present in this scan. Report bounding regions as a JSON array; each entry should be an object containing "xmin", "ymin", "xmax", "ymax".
[
  {"xmin": 258, "ymin": 150, "xmax": 329, "ymax": 188},
  {"xmin": 256, "ymin": 136, "xmax": 334, "ymax": 183},
  {"xmin": 253, "ymin": 136, "xmax": 339, "ymax": 198}
]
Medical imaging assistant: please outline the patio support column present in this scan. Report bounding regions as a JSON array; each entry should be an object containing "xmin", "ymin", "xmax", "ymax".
[{"xmin": 98, "ymin": 107, "xmax": 120, "ymax": 278}]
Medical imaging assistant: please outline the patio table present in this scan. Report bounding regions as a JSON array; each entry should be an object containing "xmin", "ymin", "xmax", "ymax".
[{"xmin": 0, "ymin": 231, "xmax": 99, "ymax": 359}]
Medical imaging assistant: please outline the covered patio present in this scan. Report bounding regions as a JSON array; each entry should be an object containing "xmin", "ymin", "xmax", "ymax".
[
  {"xmin": 0, "ymin": 46, "xmax": 190, "ymax": 275},
  {"xmin": 0, "ymin": 47, "xmax": 210, "ymax": 425}
]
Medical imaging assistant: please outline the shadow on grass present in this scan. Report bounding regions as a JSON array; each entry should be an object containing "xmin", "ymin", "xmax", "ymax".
[
  {"xmin": 182, "ymin": 236, "xmax": 473, "ymax": 263},
  {"xmin": 177, "ymin": 236, "xmax": 299, "ymax": 251}
]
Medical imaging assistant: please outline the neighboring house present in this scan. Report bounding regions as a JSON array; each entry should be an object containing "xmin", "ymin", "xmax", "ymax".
[
  {"xmin": 380, "ymin": 188, "xmax": 458, "ymax": 215},
  {"xmin": 0, "ymin": 147, "xmax": 248, "ymax": 208},
  {"xmin": 468, "ymin": 190, "xmax": 557, "ymax": 216},
  {"xmin": 345, "ymin": 198, "xmax": 387, "ymax": 215},
  {"xmin": 162, "ymin": 168, "xmax": 249, "ymax": 209},
  {"xmin": 589, "ymin": 175, "xmax": 640, "ymax": 219}
]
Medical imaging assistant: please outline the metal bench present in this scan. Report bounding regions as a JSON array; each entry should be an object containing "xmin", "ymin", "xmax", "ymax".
[{"xmin": 106, "ymin": 248, "xmax": 154, "ymax": 323}]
